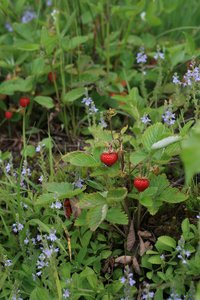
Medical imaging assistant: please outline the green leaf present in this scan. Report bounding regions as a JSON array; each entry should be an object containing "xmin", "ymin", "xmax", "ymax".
[
  {"xmin": 157, "ymin": 236, "xmax": 176, "ymax": 249},
  {"xmin": 0, "ymin": 78, "xmax": 34, "ymax": 94},
  {"xmin": 70, "ymin": 153, "xmax": 100, "ymax": 167},
  {"xmin": 20, "ymin": 145, "xmax": 36, "ymax": 158},
  {"xmin": 147, "ymin": 199, "xmax": 163, "ymax": 215},
  {"xmin": 142, "ymin": 123, "xmax": 165, "ymax": 151},
  {"xmin": 139, "ymin": 196, "xmax": 153, "ymax": 207},
  {"xmin": 77, "ymin": 247, "xmax": 87, "ymax": 265},
  {"xmin": 61, "ymin": 36, "xmax": 88, "ymax": 50},
  {"xmin": 90, "ymin": 162, "xmax": 121, "ymax": 178},
  {"xmin": 74, "ymin": 210, "xmax": 88, "ymax": 226},
  {"xmin": 44, "ymin": 182, "xmax": 74, "ymax": 193},
  {"xmin": 63, "ymin": 87, "xmax": 86, "ymax": 102},
  {"xmin": 159, "ymin": 187, "xmax": 188, "ymax": 203},
  {"xmin": 164, "ymin": 142, "xmax": 181, "ymax": 157},
  {"xmin": 71, "ymin": 73, "xmax": 98, "ymax": 87},
  {"xmin": 183, "ymin": 32, "xmax": 195, "ymax": 55},
  {"xmin": 180, "ymin": 121, "xmax": 200, "ymax": 184},
  {"xmin": 105, "ymin": 207, "xmax": 128, "ymax": 225},
  {"xmin": 181, "ymin": 218, "xmax": 190, "ymax": 234},
  {"xmin": 130, "ymin": 151, "xmax": 148, "ymax": 164},
  {"xmin": 87, "ymin": 204, "xmax": 108, "ymax": 231},
  {"xmin": 107, "ymin": 188, "xmax": 127, "ymax": 204},
  {"xmin": 0, "ymin": 100, "xmax": 7, "ymax": 111},
  {"xmin": 35, "ymin": 187, "xmax": 85, "ymax": 205},
  {"xmin": 30, "ymin": 287, "xmax": 49, "ymax": 300},
  {"xmin": 146, "ymin": 3, "xmax": 162, "ymax": 27},
  {"xmin": 31, "ymin": 57, "xmax": 45, "ymax": 75},
  {"xmin": 76, "ymin": 193, "xmax": 107, "ymax": 209},
  {"xmin": 149, "ymin": 174, "xmax": 169, "ymax": 198},
  {"xmin": 34, "ymin": 96, "xmax": 55, "ymax": 109},
  {"xmin": 17, "ymin": 43, "xmax": 40, "ymax": 51},
  {"xmin": 13, "ymin": 23, "xmax": 33, "ymax": 41},
  {"xmin": 40, "ymin": 26, "xmax": 55, "ymax": 55},
  {"xmin": 148, "ymin": 255, "xmax": 162, "ymax": 264},
  {"xmin": 85, "ymin": 180, "xmax": 104, "ymax": 191},
  {"xmin": 0, "ymin": 60, "xmax": 12, "ymax": 69},
  {"xmin": 151, "ymin": 136, "xmax": 182, "ymax": 150}
]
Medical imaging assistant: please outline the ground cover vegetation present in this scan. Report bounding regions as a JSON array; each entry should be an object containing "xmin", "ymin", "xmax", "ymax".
[{"xmin": 0, "ymin": 0, "xmax": 200, "ymax": 299}]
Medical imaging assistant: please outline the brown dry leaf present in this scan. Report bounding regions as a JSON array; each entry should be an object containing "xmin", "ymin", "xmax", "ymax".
[
  {"xmin": 144, "ymin": 241, "xmax": 153, "ymax": 251},
  {"xmin": 137, "ymin": 230, "xmax": 152, "ymax": 238},
  {"xmin": 138, "ymin": 235, "xmax": 146, "ymax": 257},
  {"xmin": 114, "ymin": 255, "xmax": 132, "ymax": 266},
  {"xmin": 132, "ymin": 256, "xmax": 141, "ymax": 275},
  {"xmin": 126, "ymin": 220, "xmax": 135, "ymax": 252},
  {"xmin": 70, "ymin": 199, "xmax": 81, "ymax": 219}
]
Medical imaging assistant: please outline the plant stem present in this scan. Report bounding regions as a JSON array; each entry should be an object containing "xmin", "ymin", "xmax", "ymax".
[{"xmin": 106, "ymin": 0, "xmax": 110, "ymax": 77}]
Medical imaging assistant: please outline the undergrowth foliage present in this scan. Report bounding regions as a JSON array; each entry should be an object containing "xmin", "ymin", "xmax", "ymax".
[{"xmin": 1, "ymin": 0, "xmax": 200, "ymax": 299}]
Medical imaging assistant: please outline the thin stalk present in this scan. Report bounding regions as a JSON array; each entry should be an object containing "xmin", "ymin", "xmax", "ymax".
[
  {"xmin": 137, "ymin": 199, "xmax": 142, "ymax": 231},
  {"xmin": 22, "ymin": 111, "xmax": 27, "ymax": 162},
  {"xmin": 156, "ymin": 26, "xmax": 200, "ymax": 38},
  {"xmin": 106, "ymin": 0, "xmax": 110, "ymax": 77},
  {"xmin": 48, "ymin": 117, "xmax": 53, "ymax": 181}
]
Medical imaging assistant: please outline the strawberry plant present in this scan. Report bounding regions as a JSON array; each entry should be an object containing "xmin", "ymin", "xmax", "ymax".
[
  {"xmin": 5, "ymin": 111, "xmax": 13, "ymax": 120},
  {"xmin": 19, "ymin": 97, "xmax": 30, "ymax": 108},
  {"xmin": 134, "ymin": 178, "xmax": 149, "ymax": 192},
  {"xmin": 100, "ymin": 151, "xmax": 118, "ymax": 166},
  {"xmin": 48, "ymin": 72, "xmax": 57, "ymax": 83}
]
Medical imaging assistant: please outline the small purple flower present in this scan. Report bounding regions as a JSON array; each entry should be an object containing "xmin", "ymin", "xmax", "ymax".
[
  {"xmin": 142, "ymin": 284, "xmax": 154, "ymax": 299},
  {"xmin": 54, "ymin": 202, "xmax": 62, "ymax": 209},
  {"xmin": 5, "ymin": 19, "xmax": 13, "ymax": 32},
  {"xmin": 4, "ymin": 255, "xmax": 13, "ymax": 267},
  {"xmin": 32, "ymin": 273, "xmax": 36, "ymax": 281},
  {"xmin": 129, "ymin": 278, "xmax": 136, "ymax": 286},
  {"xmin": 21, "ymin": 10, "xmax": 37, "ymax": 23},
  {"xmin": 136, "ymin": 47, "xmax": 147, "ymax": 64},
  {"xmin": 63, "ymin": 289, "xmax": 71, "ymax": 298},
  {"xmin": 99, "ymin": 113, "xmax": 107, "ymax": 129},
  {"xmin": 24, "ymin": 237, "xmax": 29, "ymax": 245},
  {"xmin": 38, "ymin": 175, "xmax": 43, "ymax": 183},
  {"xmin": 36, "ymin": 144, "xmax": 41, "ymax": 152},
  {"xmin": 46, "ymin": 0, "xmax": 52, "ymax": 5},
  {"xmin": 160, "ymin": 254, "xmax": 165, "ymax": 261},
  {"xmin": 120, "ymin": 277, "xmax": 126, "ymax": 284},
  {"xmin": 141, "ymin": 113, "xmax": 151, "ymax": 124},
  {"xmin": 89, "ymin": 103, "xmax": 98, "ymax": 114},
  {"xmin": 162, "ymin": 103, "xmax": 176, "ymax": 125},
  {"xmin": 154, "ymin": 48, "xmax": 165, "ymax": 60},
  {"xmin": 82, "ymin": 96, "xmax": 92, "ymax": 106},
  {"xmin": 6, "ymin": 163, "xmax": 11, "ymax": 173},
  {"xmin": 172, "ymin": 74, "xmax": 182, "ymax": 85}
]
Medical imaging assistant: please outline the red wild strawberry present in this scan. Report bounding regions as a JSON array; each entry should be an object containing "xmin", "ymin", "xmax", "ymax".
[
  {"xmin": 19, "ymin": 97, "xmax": 30, "ymax": 107},
  {"xmin": 64, "ymin": 200, "xmax": 72, "ymax": 218},
  {"xmin": 134, "ymin": 178, "xmax": 149, "ymax": 192},
  {"xmin": 48, "ymin": 72, "xmax": 57, "ymax": 83},
  {"xmin": 100, "ymin": 152, "xmax": 118, "ymax": 166},
  {"xmin": 5, "ymin": 111, "xmax": 13, "ymax": 120}
]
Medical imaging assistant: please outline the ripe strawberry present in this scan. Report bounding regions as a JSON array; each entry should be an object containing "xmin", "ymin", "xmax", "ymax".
[
  {"xmin": 100, "ymin": 152, "xmax": 118, "ymax": 166},
  {"xmin": 48, "ymin": 72, "xmax": 57, "ymax": 83},
  {"xmin": 5, "ymin": 111, "xmax": 13, "ymax": 119},
  {"xmin": 134, "ymin": 178, "xmax": 149, "ymax": 192},
  {"xmin": 19, "ymin": 97, "xmax": 30, "ymax": 107},
  {"xmin": 64, "ymin": 200, "xmax": 72, "ymax": 218}
]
